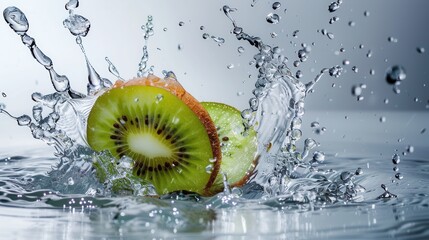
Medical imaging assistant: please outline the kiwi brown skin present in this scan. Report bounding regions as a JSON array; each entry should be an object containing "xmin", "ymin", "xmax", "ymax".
[{"xmin": 88, "ymin": 76, "xmax": 222, "ymax": 196}]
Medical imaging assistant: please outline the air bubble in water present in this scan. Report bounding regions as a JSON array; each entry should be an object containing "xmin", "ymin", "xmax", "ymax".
[
  {"xmin": 295, "ymin": 70, "xmax": 303, "ymax": 79},
  {"xmin": 352, "ymin": 66, "xmax": 358, "ymax": 73},
  {"xmin": 227, "ymin": 64, "xmax": 234, "ymax": 69},
  {"xmin": 202, "ymin": 33, "xmax": 209, "ymax": 39},
  {"xmin": 67, "ymin": 177, "xmax": 75, "ymax": 185},
  {"xmin": 364, "ymin": 11, "xmax": 370, "ymax": 17},
  {"xmin": 1, "ymin": 92, "xmax": 6, "ymax": 97},
  {"xmin": 178, "ymin": 21, "xmax": 184, "ymax": 26},
  {"xmin": 348, "ymin": 21, "xmax": 356, "ymax": 27},
  {"xmin": 237, "ymin": 46, "xmax": 245, "ymax": 53},
  {"xmin": 266, "ymin": 13, "xmax": 280, "ymax": 24},
  {"xmin": 327, "ymin": 32, "xmax": 335, "ymax": 39},
  {"xmin": 199, "ymin": 26, "xmax": 204, "ymax": 30},
  {"xmin": 386, "ymin": 65, "xmax": 406, "ymax": 85},
  {"xmin": 272, "ymin": 2, "xmax": 281, "ymax": 10},
  {"xmin": 380, "ymin": 116, "xmax": 386, "ymax": 123},
  {"xmin": 370, "ymin": 69, "xmax": 375, "ymax": 75}
]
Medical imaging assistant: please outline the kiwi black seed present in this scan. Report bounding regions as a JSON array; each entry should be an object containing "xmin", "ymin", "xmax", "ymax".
[{"xmin": 87, "ymin": 85, "xmax": 219, "ymax": 195}]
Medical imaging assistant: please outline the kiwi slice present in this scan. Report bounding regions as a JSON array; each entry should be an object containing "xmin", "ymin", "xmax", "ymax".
[
  {"xmin": 201, "ymin": 102, "xmax": 258, "ymax": 192},
  {"xmin": 87, "ymin": 85, "xmax": 220, "ymax": 195}
]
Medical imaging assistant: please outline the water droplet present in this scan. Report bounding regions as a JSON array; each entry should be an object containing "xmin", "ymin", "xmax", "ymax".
[
  {"xmin": 329, "ymin": 16, "xmax": 339, "ymax": 24},
  {"xmin": 388, "ymin": 36, "xmax": 398, "ymax": 43},
  {"xmin": 351, "ymin": 85, "xmax": 362, "ymax": 96},
  {"xmin": 1, "ymin": 92, "xmax": 6, "ymax": 97},
  {"xmin": 272, "ymin": 2, "xmax": 281, "ymax": 10},
  {"xmin": 364, "ymin": 11, "xmax": 370, "ymax": 17},
  {"xmin": 205, "ymin": 164, "xmax": 213, "ymax": 174},
  {"xmin": 163, "ymin": 27, "xmax": 167, "ymax": 31},
  {"xmin": 340, "ymin": 171, "xmax": 353, "ymax": 182},
  {"xmin": 266, "ymin": 13, "xmax": 280, "ymax": 24},
  {"xmin": 236, "ymin": 91, "xmax": 244, "ymax": 96},
  {"xmin": 366, "ymin": 50, "xmax": 373, "ymax": 58},
  {"xmin": 352, "ymin": 66, "xmax": 358, "ymax": 73},
  {"xmin": 63, "ymin": 14, "xmax": 91, "ymax": 37},
  {"xmin": 227, "ymin": 64, "xmax": 234, "ymax": 69},
  {"xmin": 328, "ymin": 1, "xmax": 342, "ymax": 12},
  {"xmin": 329, "ymin": 65, "xmax": 343, "ymax": 77},
  {"xmin": 155, "ymin": 94, "xmax": 163, "ymax": 103},
  {"xmin": 380, "ymin": 116, "xmax": 386, "ymax": 123},
  {"xmin": 199, "ymin": 26, "xmax": 204, "ymax": 30},
  {"xmin": 392, "ymin": 154, "xmax": 400, "ymax": 164},
  {"xmin": 386, "ymin": 65, "xmax": 406, "ymax": 85},
  {"xmin": 65, "ymin": 0, "xmax": 79, "ymax": 10},
  {"xmin": 395, "ymin": 173, "xmax": 403, "ymax": 180},
  {"xmin": 178, "ymin": 21, "xmax": 184, "ymax": 26},
  {"xmin": 295, "ymin": 70, "xmax": 303, "ymax": 79},
  {"xmin": 3, "ymin": 7, "xmax": 29, "ymax": 35},
  {"xmin": 202, "ymin": 33, "xmax": 210, "ymax": 39},
  {"xmin": 237, "ymin": 46, "xmax": 245, "ymax": 53},
  {"xmin": 393, "ymin": 166, "xmax": 399, "ymax": 172},
  {"xmin": 348, "ymin": 21, "xmax": 356, "ymax": 27},
  {"xmin": 304, "ymin": 138, "xmax": 317, "ymax": 149},
  {"xmin": 407, "ymin": 145, "xmax": 414, "ymax": 153},
  {"xmin": 355, "ymin": 168, "xmax": 363, "ymax": 175},
  {"xmin": 17, "ymin": 115, "xmax": 31, "ymax": 126},
  {"xmin": 311, "ymin": 121, "xmax": 319, "ymax": 128},
  {"xmin": 342, "ymin": 59, "xmax": 350, "ymax": 65},
  {"xmin": 312, "ymin": 151, "xmax": 325, "ymax": 163},
  {"xmin": 357, "ymin": 96, "xmax": 364, "ymax": 101},
  {"xmin": 327, "ymin": 32, "xmax": 335, "ymax": 39},
  {"xmin": 417, "ymin": 47, "xmax": 425, "ymax": 54},
  {"xmin": 370, "ymin": 69, "xmax": 375, "ymax": 75},
  {"xmin": 211, "ymin": 36, "xmax": 225, "ymax": 46},
  {"xmin": 270, "ymin": 32, "xmax": 278, "ymax": 38}
]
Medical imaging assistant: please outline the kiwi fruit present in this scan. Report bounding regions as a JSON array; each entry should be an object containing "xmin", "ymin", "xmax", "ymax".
[
  {"xmin": 87, "ymin": 79, "xmax": 221, "ymax": 196},
  {"xmin": 201, "ymin": 102, "xmax": 258, "ymax": 193}
]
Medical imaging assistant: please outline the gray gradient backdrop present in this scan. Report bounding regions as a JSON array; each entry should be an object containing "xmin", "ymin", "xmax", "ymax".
[{"xmin": 0, "ymin": 0, "xmax": 428, "ymax": 150}]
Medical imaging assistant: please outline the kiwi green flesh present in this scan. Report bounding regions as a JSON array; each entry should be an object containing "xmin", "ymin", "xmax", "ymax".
[
  {"xmin": 201, "ymin": 102, "xmax": 257, "ymax": 192},
  {"xmin": 87, "ymin": 85, "xmax": 215, "ymax": 195}
]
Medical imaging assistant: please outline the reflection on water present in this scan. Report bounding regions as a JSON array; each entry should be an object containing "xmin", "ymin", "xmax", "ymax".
[{"xmin": 1, "ymin": 141, "xmax": 429, "ymax": 239}]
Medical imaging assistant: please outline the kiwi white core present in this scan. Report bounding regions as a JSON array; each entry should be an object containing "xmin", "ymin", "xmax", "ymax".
[{"xmin": 128, "ymin": 133, "xmax": 172, "ymax": 158}]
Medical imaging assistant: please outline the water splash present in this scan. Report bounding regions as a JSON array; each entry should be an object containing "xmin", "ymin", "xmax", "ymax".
[
  {"xmin": 3, "ymin": 6, "xmax": 82, "ymax": 98},
  {"xmin": 137, "ymin": 16, "xmax": 155, "ymax": 77}
]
